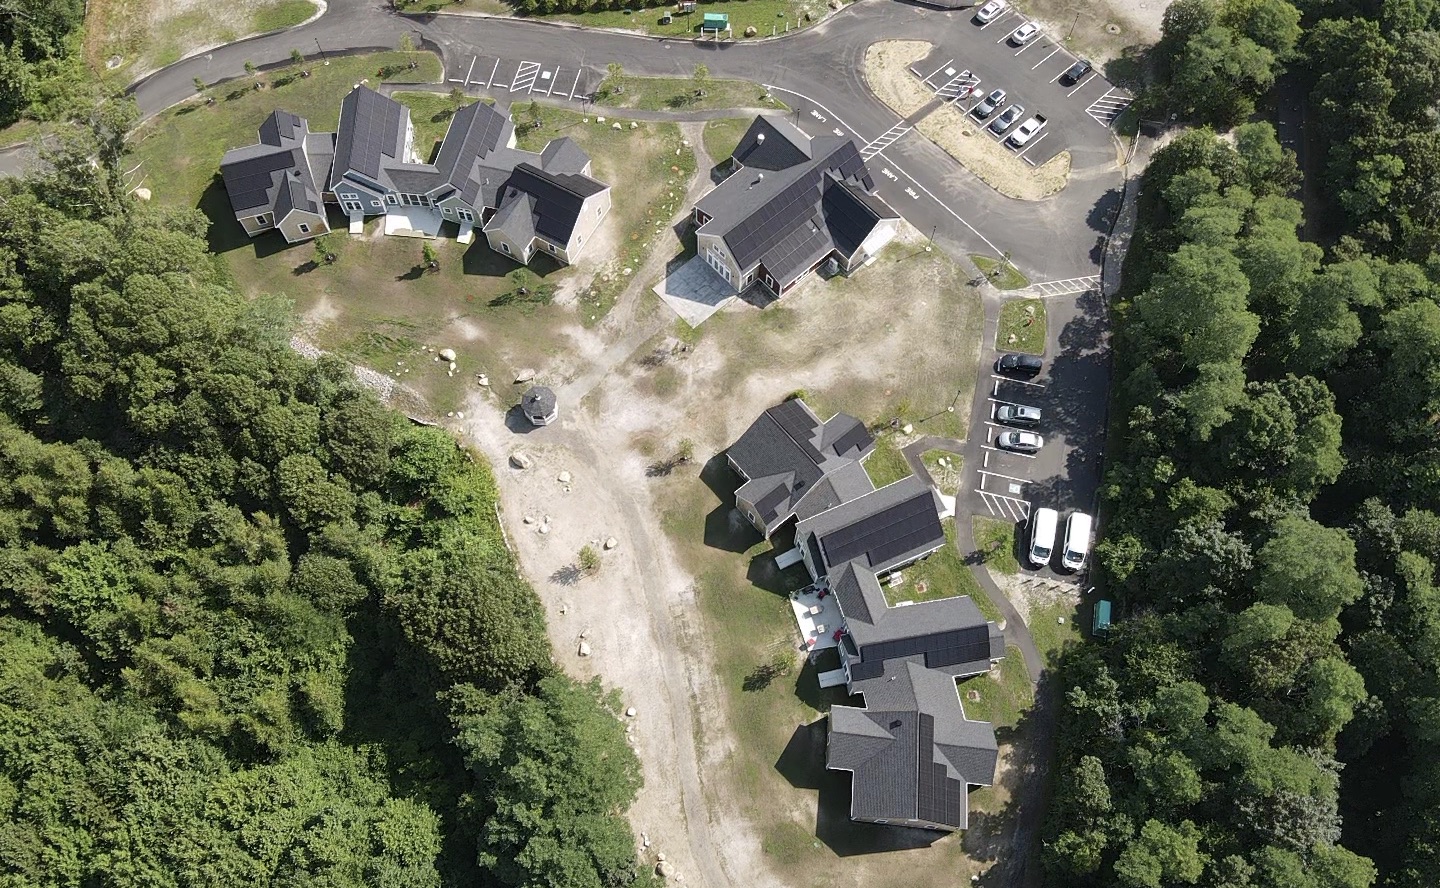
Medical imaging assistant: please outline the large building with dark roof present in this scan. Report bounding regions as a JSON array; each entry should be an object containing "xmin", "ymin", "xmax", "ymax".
[
  {"xmin": 727, "ymin": 398, "xmax": 1007, "ymax": 832},
  {"xmin": 220, "ymin": 86, "xmax": 611, "ymax": 264},
  {"xmin": 692, "ymin": 116, "xmax": 901, "ymax": 297}
]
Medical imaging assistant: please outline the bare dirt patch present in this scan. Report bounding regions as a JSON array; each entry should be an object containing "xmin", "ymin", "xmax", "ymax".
[
  {"xmin": 1017, "ymin": 0, "xmax": 1168, "ymax": 64},
  {"xmin": 89, "ymin": 0, "xmax": 317, "ymax": 82},
  {"xmin": 862, "ymin": 40, "xmax": 937, "ymax": 119},
  {"xmin": 916, "ymin": 104, "xmax": 1071, "ymax": 200}
]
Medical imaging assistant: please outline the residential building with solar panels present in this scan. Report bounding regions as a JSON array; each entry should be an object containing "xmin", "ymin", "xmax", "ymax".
[
  {"xmin": 219, "ymin": 86, "xmax": 611, "ymax": 265},
  {"xmin": 691, "ymin": 116, "xmax": 902, "ymax": 297},
  {"xmin": 728, "ymin": 397, "xmax": 1007, "ymax": 832}
]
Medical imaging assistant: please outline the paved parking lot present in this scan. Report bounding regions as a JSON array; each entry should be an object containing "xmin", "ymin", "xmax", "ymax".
[
  {"xmin": 963, "ymin": 283, "xmax": 1111, "ymax": 580},
  {"xmin": 907, "ymin": 9, "xmax": 1133, "ymax": 168},
  {"xmin": 446, "ymin": 53, "xmax": 605, "ymax": 100}
]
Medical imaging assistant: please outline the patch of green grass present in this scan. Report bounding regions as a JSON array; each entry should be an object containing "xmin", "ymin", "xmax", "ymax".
[
  {"xmin": 128, "ymin": 52, "xmax": 443, "ymax": 208},
  {"xmin": 393, "ymin": 91, "xmax": 494, "ymax": 160},
  {"xmin": 513, "ymin": 109, "xmax": 696, "ymax": 327},
  {"xmin": 401, "ymin": 0, "xmax": 514, "ymax": 14},
  {"xmin": 509, "ymin": 0, "xmax": 821, "ymax": 40},
  {"xmin": 862, "ymin": 434, "xmax": 911, "ymax": 488},
  {"xmin": 972, "ymin": 254, "xmax": 1029, "ymax": 290},
  {"xmin": 997, "ymin": 298, "xmax": 1046, "ymax": 355},
  {"xmin": 920, "ymin": 449, "xmax": 963, "ymax": 494},
  {"xmin": 1029, "ymin": 600, "xmax": 1082, "ymax": 668},
  {"xmin": 595, "ymin": 75, "xmax": 785, "ymax": 113},
  {"xmin": 885, "ymin": 523, "xmax": 1002, "ymax": 624},
  {"xmin": 973, "ymin": 516, "xmax": 1020, "ymax": 575},
  {"xmin": 956, "ymin": 646, "xmax": 1034, "ymax": 727},
  {"xmin": 701, "ymin": 116, "xmax": 756, "ymax": 167},
  {"xmin": 252, "ymin": 0, "xmax": 320, "ymax": 31}
]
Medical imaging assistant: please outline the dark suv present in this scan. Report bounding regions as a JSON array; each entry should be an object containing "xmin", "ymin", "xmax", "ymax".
[
  {"xmin": 1060, "ymin": 59, "xmax": 1093, "ymax": 85},
  {"xmin": 995, "ymin": 353, "xmax": 1043, "ymax": 378}
]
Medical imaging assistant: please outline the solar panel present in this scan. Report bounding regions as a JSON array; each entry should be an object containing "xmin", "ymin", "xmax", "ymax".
[
  {"xmin": 820, "ymin": 493, "xmax": 939, "ymax": 568},
  {"xmin": 753, "ymin": 485, "xmax": 791, "ymax": 523},
  {"xmin": 771, "ymin": 401, "xmax": 819, "ymax": 450},
  {"xmin": 832, "ymin": 423, "xmax": 872, "ymax": 458}
]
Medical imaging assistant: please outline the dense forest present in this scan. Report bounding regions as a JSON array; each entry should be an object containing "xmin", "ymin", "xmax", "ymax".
[
  {"xmin": 1041, "ymin": 1, "xmax": 1440, "ymax": 887},
  {"xmin": 0, "ymin": 0, "xmax": 89, "ymax": 129},
  {"xmin": 0, "ymin": 112, "xmax": 651, "ymax": 888}
]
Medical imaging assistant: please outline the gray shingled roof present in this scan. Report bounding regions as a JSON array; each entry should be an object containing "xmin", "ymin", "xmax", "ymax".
[
  {"xmin": 220, "ymin": 110, "xmax": 328, "ymax": 220},
  {"xmin": 540, "ymin": 137, "xmax": 591, "ymax": 175},
  {"xmin": 796, "ymin": 477, "xmax": 945, "ymax": 578},
  {"xmin": 695, "ymin": 121, "xmax": 899, "ymax": 286},
  {"xmin": 828, "ymin": 659, "xmax": 997, "ymax": 830},
  {"xmin": 487, "ymin": 191, "xmax": 537, "ymax": 245},
  {"xmin": 522, "ymin": 385, "xmax": 556, "ymax": 417},
  {"xmin": 727, "ymin": 399, "xmax": 875, "ymax": 533},
  {"xmin": 331, "ymin": 86, "xmax": 407, "ymax": 190}
]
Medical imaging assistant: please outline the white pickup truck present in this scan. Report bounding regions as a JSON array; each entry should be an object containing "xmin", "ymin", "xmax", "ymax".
[{"xmin": 1007, "ymin": 114, "xmax": 1047, "ymax": 148}]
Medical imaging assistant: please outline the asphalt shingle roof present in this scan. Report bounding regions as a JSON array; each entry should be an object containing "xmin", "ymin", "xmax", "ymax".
[
  {"xmin": 796, "ymin": 476, "xmax": 945, "ymax": 577},
  {"xmin": 332, "ymin": 86, "xmax": 406, "ymax": 189},
  {"xmin": 220, "ymin": 110, "xmax": 328, "ymax": 220}
]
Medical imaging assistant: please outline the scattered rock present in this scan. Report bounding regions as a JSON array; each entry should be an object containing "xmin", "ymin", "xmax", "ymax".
[
  {"xmin": 641, "ymin": 833, "xmax": 650, "ymax": 848},
  {"xmin": 612, "ymin": 122, "xmax": 623, "ymax": 130},
  {"xmin": 448, "ymin": 361, "xmax": 457, "ymax": 371},
  {"xmin": 439, "ymin": 347, "xmax": 457, "ymax": 361},
  {"xmin": 1007, "ymin": 333, "xmax": 1018, "ymax": 344},
  {"xmin": 456, "ymin": 411, "xmax": 464, "ymax": 419},
  {"xmin": 509, "ymin": 452, "xmax": 533, "ymax": 469},
  {"xmin": 901, "ymin": 423, "xmax": 914, "ymax": 435},
  {"xmin": 579, "ymin": 627, "xmax": 590, "ymax": 639},
  {"xmin": 680, "ymin": 139, "xmax": 690, "ymax": 147},
  {"xmin": 446, "ymin": 411, "xmax": 454, "ymax": 418},
  {"xmin": 558, "ymin": 470, "xmax": 572, "ymax": 483},
  {"xmin": 657, "ymin": 853, "xmax": 667, "ymax": 863},
  {"xmin": 744, "ymin": 24, "xmax": 757, "ymax": 36},
  {"xmin": 605, "ymin": 537, "xmax": 618, "ymax": 550},
  {"xmin": 134, "ymin": 187, "xmax": 152, "ymax": 201},
  {"xmin": 1058, "ymin": 616, "xmax": 1066, "ymax": 624},
  {"xmin": 477, "ymin": 373, "xmax": 490, "ymax": 386},
  {"xmin": 538, "ymin": 525, "xmax": 550, "ymax": 535},
  {"xmin": 515, "ymin": 368, "xmax": 536, "ymax": 383},
  {"xmin": 596, "ymin": 116, "xmax": 606, "ymax": 122},
  {"xmin": 622, "ymin": 267, "xmax": 633, "ymax": 276},
  {"xmin": 578, "ymin": 641, "xmax": 591, "ymax": 657},
  {"xmin": 829, "ymin": 0, "xmax": 841, "ymax": 8},
  {"xmin": 626, "ymin": 706, "xmax": 637, "ymax": 717},
  {"xmin": 630, "ymin": 121, "xmax": 638, "ymax": 129},
  {"xmin": 523, "ymin": 515, "xmax": 535, "ymax": 525},
  {"xmin": 1024, "ymin": 304, "xmax": 1036, "ymax": 316},
  {"xmin": 657, "ymin": 861, "xmax": 673, "ymax": 878}
]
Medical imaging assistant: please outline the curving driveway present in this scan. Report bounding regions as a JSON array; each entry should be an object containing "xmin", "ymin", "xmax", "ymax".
[{"xmin": 123, "ymin": 0, "xmax": 1126, "ymax": 284}]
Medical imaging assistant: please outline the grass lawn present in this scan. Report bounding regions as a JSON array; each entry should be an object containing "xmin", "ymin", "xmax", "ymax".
[
  {"xmin": 863, "ymin": 435, "xmax": 911, "ymax": 488},
  {"xmin": 1029, "ymin": 599, "xmax": 1082, "ymax": 668},
  {"xmin": 393, "ymin": 91, "xmax": 495, "ymax": 159},
  {"xmin": 972, "ymin": 254, "xmax": 1029, "ymax": 290},
  {"xmin": 594, "ymin": 75, "xmax": 785, "ymax": 114},
  {"xmin": 920, "ymin": 449, "xmax": 962, "ymax": 495},
  {"xmin": 128, "ymin": 52, "xmax": 442, "ymax": 208},
  {"xmin": 701, "ymin": 117, "xmax": 755, "ymax": 166},
  {"xmin": 956, "ymin": 647, "xmax": 1034, "ymax": 726},
  {"xmin": 972, "ymin": 516, "xmax": 1020, "ymax": 575},
  {"xmin": 884, "ymin": 524, "xmax": 1002, "ymax": 624},
  {"xmin": 515, "ymin": 109, "xmax": 696, "ymax": 326},
  {"xmin": 997, "ymin": 298, "xmax": 1046, "ymax": 355},
  {"xmin": 515, "ymin": 0, "xmax": 820, "ymax": 40}
]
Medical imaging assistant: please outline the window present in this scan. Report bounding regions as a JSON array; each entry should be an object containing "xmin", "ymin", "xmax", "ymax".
[
  {"xmin": 254, "ymin": 214, "xmax": 269, "ymax": 225},
  {"xmin": 298, "ymin": 223, "xmax": 310, "ymax": 234},
  {"xmin": 385, "ymin": 195, "xmax": 398, "ymax": 205},
  {"xmin": 457, "ymin": 208, "xmax": 474, "ymax": 223},
  {"xmin": 596, "ymin": 205, "xmax": 602, "ymax": 217},
  {"xmin": 764, "ymin": 272, "xmax": 777, "ymax": 292},
  {"xmin": 370, "ymin": 200, "xmax": 381, "ymax": 208},
  {"xmin": 342, "ymin": 200, "xmax": 363, "ymax": 213},
  {"xmin": 500, "ymin": 242, "xmax": 511, "ymax": 255},
  {"xmin": 547, "ymin": 243, "xmax": 556, "ymax": 254}
]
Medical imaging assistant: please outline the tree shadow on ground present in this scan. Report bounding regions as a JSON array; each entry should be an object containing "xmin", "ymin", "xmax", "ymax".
[{"xmin": 701, "ymin": 453, "xmax": 759, "ymax": 553}]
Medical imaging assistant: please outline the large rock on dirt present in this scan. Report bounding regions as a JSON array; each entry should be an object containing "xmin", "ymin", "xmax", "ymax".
[
  {"xmin": 509, "ymin": 452, "xmax": 533, "ymax": 469},
  {"xmin": 578, "ymin": 640, "xmax": 591, "ymax": 657},
  {"xmin": 439, "ymin": 347, "xmax": 457, "ymax": 362},
  {"xmin": 515, "ymin": 368, "xmax": 536, "ymax": 383},
  {"xmin": 605, "ymin": 537, "xmax": 618, "ymax": 550}
]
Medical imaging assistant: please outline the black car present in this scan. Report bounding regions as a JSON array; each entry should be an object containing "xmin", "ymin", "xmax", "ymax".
[
  {"xmin": 995, "ymin": 353, "xmax": 1043, "ymax": 378},
  {"xmin": 1061, "ymin": 59, "xmax": 1093, "ymax": 85}
]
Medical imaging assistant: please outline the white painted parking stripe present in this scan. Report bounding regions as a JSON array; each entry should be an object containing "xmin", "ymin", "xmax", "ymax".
[
  {"xmin": 991, "ymin": 374, "xmax": 1046, "ymax": 389},
  {"xmin": 978, "ymin": 468, "xmax": 1032, "ymax": 485},
  {"xmin": 1025, "ymin": 275, "xmax": 1100, "ymax": 296},
  {"xmin": 979, "ymin": 9, "xmax": 1013, "ymax": 30},
  {"xmin": 1014, "ymin": 38, "xmax": 1045, "ymax": 56},
  {"xmin": 1067, "ymin": 72, "xmax": 1098, "ymax": 98},
  {"xmin": 923, "ymin": 57, "xmax": 955, "ymax": 86},
  {"xmin": 1014, "ymin": 131, "xmax": 1049, "ymax": 159},
  {"xmin": 1033, "ymin": 47, "xmax": 1061, "ymax": 69},
  {"xmin": 977, "ymin": 490, "xmax": 1031, "ymax": 522},
  {"xmin": 487, "ymin": 58, "xmax": 499, "ymax": 88},
  {"xmin": 568, "ymin": 70, "xmax": 582, "ymax": 99},
  {"xmin": 511, "ymin": 60, "xmax": 541, "ymax": 93},
  {"xmin": 465, "ymin": 56, "xmax": 476, "ymax": 86},
  {"xmin": 982, "ymin": 444, "xmax": 1039, "ymax": 460}
]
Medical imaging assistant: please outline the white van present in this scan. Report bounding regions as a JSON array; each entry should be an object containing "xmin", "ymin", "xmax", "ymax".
[
  {"xmin": 1061, "ymin": 512, "xmax": 1093, "ymax": 572},
  {"xmin": 1028, "ymin": 508, "xmax": 1058, "ymax": 568}
]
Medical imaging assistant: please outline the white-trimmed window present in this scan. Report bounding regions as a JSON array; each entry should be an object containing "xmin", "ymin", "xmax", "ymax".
[
  {"xmin": 370, "ymin": 200, "xmax": 382, "ymax": 208},
  {"xmin": 254, "ymin": 214, "xmax": 270, "ymax": 225},
  {"xmin": 385, "ymin": 194, "xmax": 398, "ymax": 205},
  {"xmin": 500, "ymin": 242, "xmax": 511, "ymax": 255},
  {"xmin": 457, "ymin": 208, "xmax": 474, "ymax": 222},
  {"xmin": 298, "ymin": 223, "xmax": 310, "ymax": 234}
]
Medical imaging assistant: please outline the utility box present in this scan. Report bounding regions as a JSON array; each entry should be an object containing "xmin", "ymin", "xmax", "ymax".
[{"xmin": 678, "ymin": 1, "xmax": 696, "ymax": 11}]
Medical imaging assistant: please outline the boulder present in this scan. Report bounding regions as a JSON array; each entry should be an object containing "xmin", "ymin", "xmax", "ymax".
[
  {"xmin": 901, "ymin": 423, "xmax": 914, "ymax": 435},
  {"xmin": 612, "ymin": 122, "xmax": 623, "ymax": 130},
  {"xmin": 626, "ymin": 706, "xmax": 637, "ymax": 717},
  {"xmin": 744, "ymin": 25, "xmax": 757, "ymax": 36},
  {"xmin": 558, "ymin": 470, "xmax": 572, "ymax": 483},
  {"xmin": 515, "ymin": 368, "xmax": 536, "ymax": 383},
  {"xmin": 134, "ymin": 187, "xmax": 152, "ymax": 201},
  {"xmin": 448, "ymin": 361, "xmax": 457, "ymax": 371},
  {"xmin": 439, "ymin": 347, "xmax": 457, "ymax": 361},
  {"xmin": 605, "ymin": 537, "xmax": 618, "ymax": 550},
  {"xmin": 509, "ymin": 452, "xmax": 533, "ymax": 469},
  {"xmin": 657, "ymin": 861, "xmax": 673, "ymax": 878},
  {"xmin": 578, "ymin": 641, "xmax": 591, "ymax": 657},
  {"xmin": 477, "ymin": 373, "xmax": 490, "ymax": 386}
]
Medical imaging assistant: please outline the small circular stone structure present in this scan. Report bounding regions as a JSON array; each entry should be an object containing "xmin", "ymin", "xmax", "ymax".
[{"xmin": 521, "ymin": 385, "xmax": 558, "ymax": 426}]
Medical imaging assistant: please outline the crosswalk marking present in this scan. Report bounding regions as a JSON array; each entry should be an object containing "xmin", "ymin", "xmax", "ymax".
[
  {"xmin": 1025, "ymin": 275, "xmax": 1100, "ymax": 297},
  {"xmin": 861, "ymin": 122, "xmax": 913, "ymax": 160},
  {"xmin": 976, "ymin": 490, "xmax": 1031, "ymax": 522},
  {"xmin": 510, "ymin": 60, "xmax": 541, "ymax": 93},
  {"xmin": 1086, "ymin": 89, "xmax": 1133, "ymax": 126}
]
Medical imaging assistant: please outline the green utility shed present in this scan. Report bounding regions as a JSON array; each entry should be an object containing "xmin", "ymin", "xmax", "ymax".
[{"xmin": 1092, "ymin": 599, "xmax": 1113, "ymax": 636}]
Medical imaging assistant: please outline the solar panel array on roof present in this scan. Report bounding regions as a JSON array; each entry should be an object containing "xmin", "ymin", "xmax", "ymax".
[
  {"xmin": 753, "ymin": 484, "xmax": 793, "ymax": 525},
  {"xmin": 831, "ymin": 423, "xmax": 872, "ymax": 460},
  {"xmin": 915, "ymin": 715, "xmax": 967, "ymax": 826},
  {"xmin": 334, "ymin": 88, "xmax": 404, "ymax": 186},
  {"xmin": 819, "ymin": 492, "xmax": 940, "ymax": 569},
  {"xmin": 221, "ymin": 149, "xmax": 302, "ymax": 212},
  {"xmin": 435, "ymin": 102, "xmax": 508, "ymax": 187},
  {"xmin": 823, "ymin": 179, "xmax": 883, "ymax": 259},
  {"xmin": 770, "ymin": 399, "xmax": 820, "ymax": 449},
  {"xmin": 726, "ymin": 171, "xmax": 824, "ymax": 272},
  {"xmin": 505, "ymin": 164, "xmax": 601, "ymax": 243}
]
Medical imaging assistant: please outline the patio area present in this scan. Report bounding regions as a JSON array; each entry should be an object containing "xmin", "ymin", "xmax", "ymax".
[
  {"xmin": 789, "ymin": 586, "xmax": 843, "ymax": 653},
  {"xmin": 383, "ymin": 207, "xmax": 443, "ymax": 238},
  {"xmin": 654, "ymin": 254, "xmax": 736, "ymax": 327}
]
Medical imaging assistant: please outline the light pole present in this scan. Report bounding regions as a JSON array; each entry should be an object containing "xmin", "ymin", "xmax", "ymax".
[
  {"xmin": 1068, "ymin": 11, "xmax": 1080, "ymax": 39},
  {"xmin": 926, "ymin": 225, "xmax": 936, "ymax": 252}
]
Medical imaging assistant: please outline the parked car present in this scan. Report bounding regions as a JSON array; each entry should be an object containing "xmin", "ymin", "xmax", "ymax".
[
  {"xmin": 989, "ymin": 104, "xmax": 1025, "ymax": 134},
  {"xmin": 1028, "ymin": 508, "xmax": 1058, "ymax": 568},
  {"xmin": 1010, "ymin": 22, "xmax": 1040, "ymax": 44},
  {"xmin": 995, "ymin": 404, "xmax": 1042, "ymax": 426},
  {"xmin": 995, "ymin": 352, "xmax": 1043, "ymax": 377},
  {"xmin": 1007, "ymin": 114, "xmax": 1047, "ymax": 147},
  {"xmin": 1061, "ymin": 512, "xmax": 1093, "ymax": 572},
  {"xmin": 974, "ymin": 0, "xmax": 1006, "ymax": 23},
  {"xmin": 996, "ymin": 430, "xmax": 1044, "ymax": 453},
  {"xmin": 1060, "ymin": 58, "xmax": 1093, "ymax": 85},
  {"xmin": 973, "ymin": 88, "xmax": 1007, "ymax": 118}
]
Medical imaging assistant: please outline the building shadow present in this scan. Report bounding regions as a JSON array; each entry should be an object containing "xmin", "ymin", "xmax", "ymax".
[
  {"xmin": 503, "ymin": 404, "xmax": 544, "ymax": 434},
  {"xmin": 197, "ymin": 173, "xmax": 288, "ymax": 257},
  {"xmin": 701, "ymin": 453, "xmax": 759, "ymax": 553}
]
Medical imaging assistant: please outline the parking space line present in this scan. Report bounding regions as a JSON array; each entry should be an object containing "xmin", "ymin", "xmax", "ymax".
[
  {"xmin": 977, "ymin": 490, "xmax": 1031, "ymax": 522},
  {"xmin": 986, "ymin": 398, "xmax": 1035, "ymax": 409},
  {"xmin": 979, "ymin": 9, "xmax": 1015, "ymax": 30},
  {"xmin": 982, "ymin": 444, "xmax": 1038, "ymax": 460},
  {"xmin": 978, "ymin": 468, "xmax": 1032, "ymax": 485},
  {"xmin": 567, "ymin": 70, "xmax": 583, "ymax": 99},
  {"xmin": 1014, "ymin": 39, "xmax": 1045, "ymax": 56},
  {"xmin": 1032, "ymin": 47, "xmax": 1061, "ymax": 69},
  {"xmin": 1068, "ymin": 72, "xmax": 1099, "ymax": 98},
  {"xmin": 923, "ymin": 58, "xmax": 955, "ymax": 86},
  {"xmin": 465, "ymin": 56, "xmax": 476, "ymax": 86},
  {"xmin": 511, "ymin": 60, "xmax": 541, "ymax": 93},
  {"xmin": 1014, "ymin": 131, "xmax": 1049, "ymax": 159},
  {"xmin": 991, "ymin": 374, "xmax": 1046, "ymax": 389},
  {"xmin": 486, "ymin": 58, "xmax": 500, "ymax": 88}
]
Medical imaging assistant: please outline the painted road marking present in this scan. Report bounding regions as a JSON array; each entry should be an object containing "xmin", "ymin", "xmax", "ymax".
[
  {"xmin": 1014, "ymin": 131, "xmax": 1049, "ymax": 159},
  {"xmin": 982, "ymin": 443, "xmax": 1040, "ymax": 460},
  {"xmin": 511, "ymin": 60, "xmax": 541, "ymax": 92},
  {"xmin": 992, "ymin": 374, "xmax": 1047, "ymax": 389},
  {"xmin": 465, "ymin": 56, "xmax": 476, "ymax": 85},
  {"xmin": 978, "ymin": 467, "xmax": 1033, "ymax": 485},
  {"xmin": 1067, "ymin": 72, "xmax": 1099, "ymax": 97},
  {"xmin": 1087, "ymin": 88, "xmax": 1133, "ymax": 125},
  {"xmin": 861, "ymin": 122, "xmax": 913, "ymax": 160},
  {"xmin": 1027, "ymin": 275, "xmax": 1100, "ymax": 296},
  {"xmin": 881, "ymin": 167, "xmax": 899, "ymax": 180},
  {"xmin": 486, "ymin": 58, "xmax": 500, "ymax": 88},
  {"xmin": 905, "ymin": 187, "xmax": 919, "ymax": 199},
  {"xmin": 923, "ymin": 57, "xmax": 955, "ymax": 86},
  {"xmin": 977, "ymin": 489, "xmax": 1031, "ymax": 522},
  {"xmin": 1032, "ymin": 47, "xmax": 1061, "ymax": 69},
  {"xmin": 763, "ymin": 84, "xmax": 1011, "ymax": 259},
  {"xmin": 568, "ymin": 70, "xmax": 583, "ymax": 99}
]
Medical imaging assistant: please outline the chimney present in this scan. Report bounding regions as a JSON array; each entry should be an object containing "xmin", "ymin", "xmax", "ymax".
[{"xmin": 756, "ymin": 133, "xmax": 766, "ymax": 143}]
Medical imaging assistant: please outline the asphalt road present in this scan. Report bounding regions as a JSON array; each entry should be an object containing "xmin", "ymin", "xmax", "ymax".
[{"xmin": 121, "ymin": 0, "xmax": 1127, "ymax": 283}]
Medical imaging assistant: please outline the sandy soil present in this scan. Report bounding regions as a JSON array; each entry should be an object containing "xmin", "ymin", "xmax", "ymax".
[
  {"xmin": 862, "ymin": 41, "xmax": 936, "ymax": 119},
  {"xmin": 990, "ymin": 570, "xmax": 1081, "ymax": 628}
]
